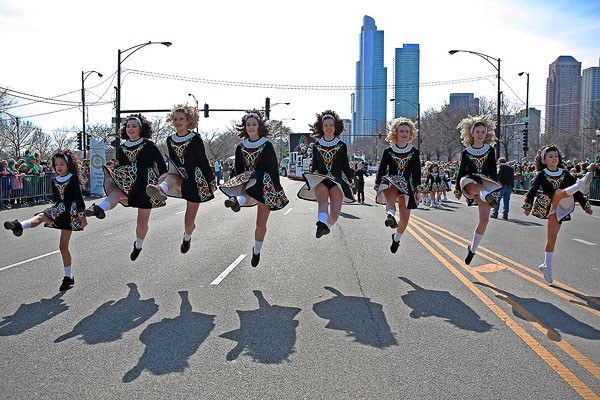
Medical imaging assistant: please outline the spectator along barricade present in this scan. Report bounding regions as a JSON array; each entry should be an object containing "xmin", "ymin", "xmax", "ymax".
[{"xmin": 0, "ymin": 174, "xmax": 54, "ymax": 209}]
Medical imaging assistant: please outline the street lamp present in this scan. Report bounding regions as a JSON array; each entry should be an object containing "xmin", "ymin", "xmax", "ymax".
[
  {"xmin": 449, "ymin": 49, "xmax": 501, "ymax": 158},
  {"xmin": 518, "ymin": 72, "xmax": 529, "ymax": 159},
  {"xmin": 82, "ymin": 70, "xmax": 103, "ymax": 159},
  {"xmin": 390, "ymin": 98, "xmax": 421, "ymax": 151},
  {"xmin": 115, "ymin": 41, "xmax": 172, "ymax": 151},
  {"xmin": 188, "ymin": 93, "xmax": 199, "ymax": 133}
]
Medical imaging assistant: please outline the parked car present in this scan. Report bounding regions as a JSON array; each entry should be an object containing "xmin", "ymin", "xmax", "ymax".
[{"xmin": 279, "ymin": 158, "xmax": 289, "ymax": 177}]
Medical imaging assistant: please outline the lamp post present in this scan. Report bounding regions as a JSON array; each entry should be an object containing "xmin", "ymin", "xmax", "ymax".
[
  {"xmin": 518, "ymin": 71, "xmax": 529, "ymax": 159},
  {"xmin": 115, "ymin": 41, "xmax": 172, "ymax": 151},
  {"xmin": 390, "ymin": 98, "xmax": 421, "ymax": 150},
  {"xmin": 449, "ymin": 49, "xmax": 501, "ymax": 158},
  {"xmin": 596, "ymin": 129, "xmax": 600, "ymax": 159},
  {"xmin": 187, "ymin": 93, "xmax": 199, "ymax": 133},
  {"xmin": 81, "ymin": 70, "xmax": 103, "ymax": 159}
]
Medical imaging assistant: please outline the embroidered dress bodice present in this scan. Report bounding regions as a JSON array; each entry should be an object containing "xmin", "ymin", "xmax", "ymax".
[
  {"xmin": 465, "ymin": 144, "xmax": 491, "ymax": 174},
  {"xmin": 121, "ymin": 141, "xmax": 146, "ymax": 165},
  {"xmin": 316, "ymin": 137, "xmax": 343, "ymax": 176},
  {"xmin": 54, "ymin": 173, "xmax": 73, "ymax": 200},
  {"xmin": 389, "ymin": 145, "xmax": 414, "ymax": 173},
  {"xmin": 543, "ymin": 168, "xmax": 565, "ymax": 189},
  {"xmin": 169, "ymin": 132, "xmax": 195, "ymax": 163},
  {"xmin": 241, "ymin": 137, "xmax": 268, "ymax": 171}
]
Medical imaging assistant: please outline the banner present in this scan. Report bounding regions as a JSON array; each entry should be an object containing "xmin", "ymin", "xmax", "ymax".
[{"xmin": 89, "ymin": 139, "xmax": 106, "ymax": 196}]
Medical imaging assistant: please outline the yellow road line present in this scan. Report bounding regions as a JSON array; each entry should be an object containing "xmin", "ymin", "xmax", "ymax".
[{"xmin": 410, "ymin": 214, "xmax": 600, "ymax": 316}]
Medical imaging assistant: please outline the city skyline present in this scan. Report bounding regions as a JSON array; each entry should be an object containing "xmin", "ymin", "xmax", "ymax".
[{"xmin": 394, "ymin": 44, "xmax": 420, "ymax": 120}]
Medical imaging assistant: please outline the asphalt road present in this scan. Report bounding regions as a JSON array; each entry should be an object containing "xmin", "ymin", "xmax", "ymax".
[{"xmin": 0, "ymin": 176, "xmax": 599, "ymax": 399}]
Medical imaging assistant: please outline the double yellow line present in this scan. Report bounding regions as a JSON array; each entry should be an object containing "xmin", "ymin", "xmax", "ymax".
[{"xmin": 365, "ymin": 192, "xmax": 600, "ymax": 399}]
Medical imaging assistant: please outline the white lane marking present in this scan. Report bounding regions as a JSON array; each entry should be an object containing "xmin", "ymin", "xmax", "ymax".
[
  {"xmin": 175, "ymin": 210, "xmax": 186, "ymax": 215},
  {"xmin": 0, "ymin": 250, "xmax": 61, "ymax": 272},
  {"xmin": 573, "ymin": 239, "xmax": 596, "ymax": 246},
  {"xmin": 283, "ymin": 208, "xmax": 293, "ymax": 216},
  {"xmin": 211, "ymin": 254, "xmax": 247, "ymax": 285},
  {"xmin": 593, "ymin": 215, "xmax": 600, "ymax": 219}
]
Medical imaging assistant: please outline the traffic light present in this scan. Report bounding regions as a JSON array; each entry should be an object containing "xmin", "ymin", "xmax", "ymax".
[
  {"xmin": 86, "ymin": 135, "xmax": 91, "ymax": 150},
  {"xmin": 378, "ymin": 131, "xmax": 382, "ymax": 139},
  {"xmin": 77, "ymin": 131, "xmax": 83, "ymax": 151},
  {"xmin": 265, "ymin": 97, "xmax": 270, "ymax": 119},
  {"xmin": 522, "ymin": 127, "xmax": 529, "ymax": 155},
  {"xmin": 203, "ymin": 103, "xmax": 209, "ymax": 118}
]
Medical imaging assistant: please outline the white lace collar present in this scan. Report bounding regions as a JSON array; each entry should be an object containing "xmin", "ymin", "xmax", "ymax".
[
  {"xmin": 466, "ymin": 143, "xmax": 490, "ymax": 156},
  {"xmin": 124, "ymin": 138, "xmax": 144, "ymax": 147},
  {"xmin": 430, "ymin": 172, "xmax": 438, "ymax": 176},
  {"xmin": 171, "ymin": 131, "xmax": 195, "ymax": 143},
  {"xmin": 318, "ymin": 137, "xmax": 340, "ymax": 147},
  {"xmin": 391, "ymin": 143, "xmax": 413, "ymax": 154},
  {"xmin": 56, "ymin": 173, "xmax": 72, "ymax": 183},
  {"xmin": 544, "ymin": 168, "xmax": 563, "ymax": 177},
  {"xmin": 242, "ymin": 137, "xmax": 268, "ymax": 148}
]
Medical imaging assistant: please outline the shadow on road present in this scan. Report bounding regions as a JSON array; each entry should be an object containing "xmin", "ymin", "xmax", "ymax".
[
  {"xmin": 313, "ymin": 286, "xmax": 397, "ymax": 348},
  {"xmin": 0, "ymin": 292, "xmax": 69, "ymax": 336},
  {"xmin": 220, "ymin": 290, "xmax": 301, "ymax": 363},
  {"xmin": 339, "ymin": 212, "xmax": 360, "ymax": 219},
  {"xmin": 55, "ymin": 283, "xmax": 158, "ymax": 344},
  {"xmin": 123, "ymin": 291, "xmax": 215, "ymax": 383},
  {"xmin": 475, "ymin": 282, "xmax": 600, "ymax": 341},
  {"xmin": 502, "ymin": 218, "xmax": 543, "ymax": 227},
  {"xmin": 551, "ymin": 285, "xmax": 600, "ymax": 312},
  {"xmin": 399, "ymin": 277, "xmax": 493, "ymax": 333}
]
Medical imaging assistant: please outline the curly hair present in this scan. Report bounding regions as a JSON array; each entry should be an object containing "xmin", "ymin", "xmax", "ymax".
[
  {"xmin": 166, "ymin": 103, "xmax": 199, "ymax": 131},
  {"xmin": 534, "ymin": 144, "xmax": 566, "ymax": 171},
  {"xmin": 52, "ymin": 149, "xmax": 85, "ymax": 186},
  {"xmin": 309, "ymin": 110, "xmax": 345, "ymax": 139},
  {"xmin": 386, "ymin": 117, "xmax": 418, "ymax": 144},
  {"xmin": 119, "ymin": 114, "xmax": 153, "ymax": 140},
  {"xmin": 457, "ymin": 114, "xmax": 497, "ymax": 147},
  {"xmin": 236, "ymin": 109, "xmax": 271, "ymax": 139}
]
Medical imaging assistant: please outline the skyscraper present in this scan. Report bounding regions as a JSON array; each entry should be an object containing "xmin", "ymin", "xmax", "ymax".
[
  {"xmin": 394, "ymin": 44, "xmax": 419, "ymax": 120},
  {"xmin": 545, "ymin": 56, "xmax": 581, "ymax": 154},
  {"xmin": 581, "ymin": 59, "xmax": 600, "ymax": 152},
  {"xmin": 449, "ymin": 93, "xmax": 480, "ymax": 115},
  {"xmin": 351, "ymin": 16, "xmax": 387, "ymax": 141}
]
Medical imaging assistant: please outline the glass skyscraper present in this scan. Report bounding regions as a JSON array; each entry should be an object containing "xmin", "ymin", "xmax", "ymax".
[
  {"xmin": 394, "ymin": 44, "xmax": 419, "ymax": 120},
  {"xmin": 581, "ymin": 60, "xmax": 600, "ymax": 148},
  {"xmin": 545, "ymin": 56, "xmax": 581, "ymax": 148},
  {"xmin": 351, "ymin": 16, "xmax": 387, "ymax": 139}
]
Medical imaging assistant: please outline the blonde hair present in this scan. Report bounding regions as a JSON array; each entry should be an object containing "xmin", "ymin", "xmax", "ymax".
[
  {"xmin": 386, "ymin": 117, "xmax": 418, "ymax": 144},
  {"xmin": 457, "ymin": 114, "xmax": 497, "ymax": 147},
  {"xmin": 166, "ymin": 104, "xmax": 199, "ymax": 131}
]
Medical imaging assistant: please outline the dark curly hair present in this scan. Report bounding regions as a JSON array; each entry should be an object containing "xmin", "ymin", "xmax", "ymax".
[
  {"xmin": 309, "ymin": 110, "xmax": 345, "ymax": 139},
  {"xmin": 52, "ymin": 149, "xmax": 85, "ymax": 186},
  {"xmin": 236, "ymin": 109, "xmax": 270, "ymax": 139},
  {"xmin": 534, "ymin": 144, "xmax": 566, "ymax": 171},
  {"xmin": 428, "ymin": 163, "xmax": 439, "ymax": 173},
  {"xmin": 119, "ymin": 114, "xmax": 153, "ymax": 140}
]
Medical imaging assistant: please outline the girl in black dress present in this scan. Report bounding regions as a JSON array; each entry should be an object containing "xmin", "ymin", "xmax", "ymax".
[
  {"xmin": 522, "ymin": 145, "xmax": 595, "ymax": 283},
  {"xmin": 146, "ymin": 104, "xmax": 216, "ymax": 253},
  {"xmin": 424, "ymin": 163, "xmax": 442, "ymax": 208},
  {"xmin": 298, "ymin": 110, "xmax": 354, "ymax": 238},
  {"xmin": 4, "ymin": 150, "xmax": 85, "ymax": 291},
  {"xmin": 85, "ymin": 114, "xmax": 167, "ymax": 261},
  {"xmin": 220, "ymin": 109, "xmax": 288, "ymax": 267},
  {"xmin": 374, "ymin": 117, "xmax": 421, "ymax": 253},
  {"xmin": 454, "ymin": 115, "xmax": 501, "ymax": 265}
]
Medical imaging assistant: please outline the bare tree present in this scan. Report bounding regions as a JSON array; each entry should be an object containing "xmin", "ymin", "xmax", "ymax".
[
  {"xmin": 53, "ymin": 127, "xmax": 76, "ymax": 151},
  {"xmin": 202, "ymin": 122, "xmax": 240, "ymax": 161},
  {"xmin": 150, "ymin": 116, "xmax": 175, "ymax": 145},
  {"xmin": 1, "ymin": 118, "xmax": 37, "ymax": 158},
  {"xmin": 86, "ymin": 123, "xmax": 115, "ymax": 148},
  {"xmin": 270, "ymin": 119, "xmax": 292, "ymax": 159},
  {"xmin": 29, "ymin": 128, "xmax": 54, "ymax": 159}
]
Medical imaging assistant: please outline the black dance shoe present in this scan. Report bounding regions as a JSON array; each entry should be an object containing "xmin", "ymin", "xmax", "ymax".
[
  {"xmin": 130, "ymin": 242, "xmax": 142, "ymax": 261},
  {"xmin": 180, "ymin": 238, "xmax": 191, "ymax": 254},
  {"xmin": 251, "ymin": 249, "xmax": 260, "ymax": 267},
  {"xmin": 4, "ymin": 220, "xmax": 23, "ymax": 237},
  {"xmin": 390, "ymin": 234, "xmax": 400, "ymax": 254},
  {"xmin": 485, "ymin": 193, "xmax": 498, "ymax": 209},
  {"xmin": 316, "ymin": 221, "xmax": 330, "ymax": 238},
  {"xmin": 59, "ymin": 276, "xmax": 75, "ymax": 291},
  {"xmin": 146, "ymin": 184, "xmax": 167, "ymax": 202},
  {"xmin": 224, "ymin": 197, "xmax": 241, "ymax": 212},
  {"xmin": 464, "ymin": 246, "xmax": 475, "ymax": 265},
  {"xmin": 385, "ymin": 214, "xmax": 398, "ymax": 229},
  {"xmin": 84, "ymin": 203, "xmax": 105, "ymax": 219}
]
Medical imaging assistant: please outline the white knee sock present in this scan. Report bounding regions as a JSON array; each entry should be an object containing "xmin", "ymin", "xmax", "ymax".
[
  {"xmin": 98, "ymin": 200, "xmax": 112, "ymax": 211},
  {"xmin": 544, "ymin": 252, "xmax": 553, "ymax": 270},
  {"xmin": 318, "ymin": 212, "xmax": 328, "ymax": 224},
  {"xmin": 236, "ymin": 195, "xmax": 246, "ymax": 206},
  {"xmin": 64, "ymin": 266, "xmax": 72, "ymax": 278},
  {"xmin": 159, "ymin": 182, "xmax": 169, "ymax": 193},
  {"xmin": 254, "ymin": 240, "xmax": 263, "ymax": 255},
  {"xmin": 135, "ymin": 238, "xmax": 144, "ymax": 250},
  {"xmin": 387, "ymin": 210, "xmax": 396, "ymax": 217},
  {"xmin": 394, "ymin": 232, "xmax": 402, "ymax": 242},
  {"xmin": 471, "ymin": 232, "xmax": 483, "ymax": 253},
  {"xmin": 183, "ymin": 233, "xmax": 192, "ymax": 241},
  {"xmin": 21, "ymin": 220, "xmax": 32, "ymax": 229}
]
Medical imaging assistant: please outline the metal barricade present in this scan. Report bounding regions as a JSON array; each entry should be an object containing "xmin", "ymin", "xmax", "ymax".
[
  {"xmin": 590, "ymin": 177, "xmax": 600, "ymax": 201},
  {"xmin": 0, "ymin": 174, "xmax": 54, "ymax": 207}
]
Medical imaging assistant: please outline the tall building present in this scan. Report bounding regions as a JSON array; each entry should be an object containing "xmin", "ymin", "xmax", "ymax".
[
  {"xmin": 340, "ymin": 119, "xmax": 353, "ymax": 145},
  {"xmin": 449, "ymin": 93, "xmax": 479, "ymax": 115},
  {"xmin": 394, "ymin": 44, "xmax": 419, "ymax": 120},
  {"xmin": 351, "ymin": 15, "xmax": 387, "ymax": 140},
  {"xmin": 545, "ymin": 56, "xmax": 581, "ymax": 151},
  {"xmin": 581, "ymin": 59, "xmax": 600, "ymax": 149}
]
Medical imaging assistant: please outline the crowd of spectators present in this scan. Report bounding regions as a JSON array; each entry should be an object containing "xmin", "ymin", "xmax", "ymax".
[{"xmin": 0, "ymin": 150, "xmax": 55, "ymax": 209}]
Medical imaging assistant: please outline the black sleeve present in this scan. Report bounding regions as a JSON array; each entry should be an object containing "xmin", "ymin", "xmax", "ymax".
[
  {"xmin": 311, "ymin": 146, "xmax": 320, "ymax": 173},
  {"xmin": 194, "ymin": 136, "xmax": 215, "ymax": 181},
  {"xmin": 455, "ymin": 151, "xmax": 468, "ymax": 192},
  {"xmin": 149, "ymin": 141, "xmax": 168, "ymax": 175},
  {"xmin": 375, "ymin": 149, "xmax": 389, "ymax": 184},
  {"xmin": 411, "ymin": 150, "xmax": 421, "ymax": 189},
  {"xmin": 524, "ymin": 172, "xmax": 543, "ymax": 207},
  {"xmin": 116, "ymin": 146, "xmax": 126, "ymax": 166},
  {"xmin": 340, "ymin": 143, "xmax": 353, "ymax": 181},
  {"xmin": 486, "ymin": 149, "xmax": 498, "ymax": 181},
  {"xmin": 264, "ymin": 141, "xmax": 282, "ymax": 187},
  {"xmin": 71, "ymin": 177, "xmax": 86, "ymax": 213},
  {"xmin": 51, "ymin": 179, "xmax": 59, "ymax": 203},
  {"xmin": 235, "ymin": 145, "xmax": 244, "ymax": 174}
]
